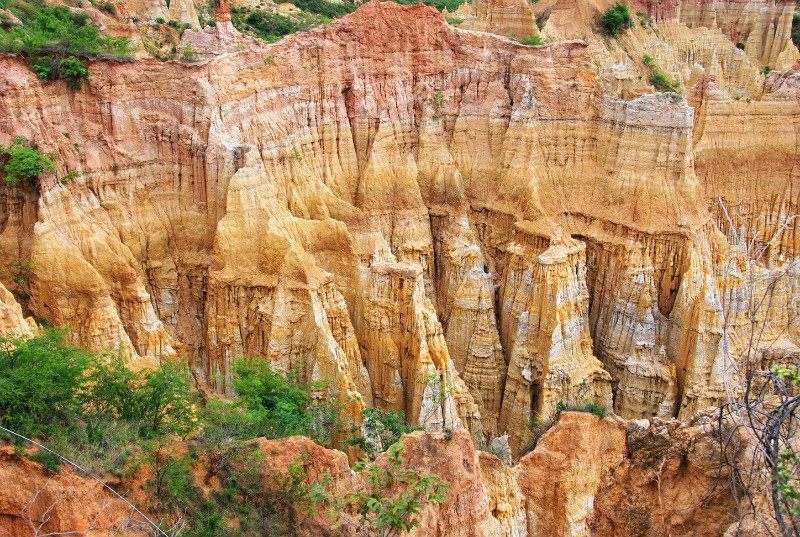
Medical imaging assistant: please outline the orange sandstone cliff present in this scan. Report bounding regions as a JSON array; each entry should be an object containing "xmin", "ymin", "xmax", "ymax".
[{"xmin": 0, "ymin": 0, "xmax": 798, "ymax": 453}]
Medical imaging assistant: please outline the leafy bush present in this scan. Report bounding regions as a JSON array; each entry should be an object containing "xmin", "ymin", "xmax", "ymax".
[
  {"xmin": 194, "ymin": 400, "xmax": 260, "ymax": 477},
  {"xmin": 642, "ymin": 54, "xmax": 680, "ymax": 92},
  {"xmin": 272, "ymin": 456, "xmax": 336, "ymax": 528},
  {"xmin": 235, "ymin": 9, "xmax": 303, "ymax": 42},
  {"xmin": 234, "ymin": 357, "xmax": 345, "ymax": 446},
  {"xmin": 347, "ymin": 408, "xmax": 421, "ymax": 458},
  {"xmin": 181, "ymin": 43, "xmax": 194, "ymax": 61},
  {"xmin": 602, "ymin": 2, "xmax": 632, "ymax": 36},
  {"xmin": 28, "ymin": 450, "xmax": 61, "ymax": 473},
  {"xmin": 390, "ymin": 0, "xmax": 467, "ymax": 12},
  {"xmin": 520, "ymin": 33, "xmax": 543, "ymax": 45},
  {"xmin": 649, "ymin": 70, "xmax": 680, "ymax": 92},
  {"xmin": 0, "ymin": 330, "xmax": 91, "ymax": 439},
  {"xmin": 0, "ymin": 137, "xmax": 55, "ymax": 185},
  {"xmin": 85, "ymin": 356, "xmax": 193, "ymax": 437},
  {"xmin": 347, "ymin": 443, "xmax": 447, "ymax": 536},
  {"xmin": 0, "ymin": 1, "xmax": 130, "ymax": 86},
  {"xmin": 282, "ymin": 0, "xmax": 354, "ymax": 18}
]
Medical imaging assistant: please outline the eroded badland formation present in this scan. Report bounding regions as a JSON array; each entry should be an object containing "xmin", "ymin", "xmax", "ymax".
[{"xmin": 0, "ymin": 0, "xmax": 798, "ymax": 533}]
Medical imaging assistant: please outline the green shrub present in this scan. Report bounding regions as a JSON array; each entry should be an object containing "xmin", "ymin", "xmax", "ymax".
[
  {"xmin": 0, "ymin": 330, "xmax": 91, "ymax": 439},
  {"xmin": 85, "ymin": 356, "xmax": 193, "ymax": 437},
  {"xmin": 194, "ymin": 400, "xmax": 259, "ymax": 477},
  {"xmin": 347, "ymin": 407, "xmax": 421, "ymax": 458},
  {"xmin": 28, "ymin": 450, "xmax": 61, "ymax": 473},
  {"xmin": 761, "ymin": 65, "xmax": 772, "ymax": 76},
  {"xmin": 239, "ymin": 10, "xmax": 301, "ymax": 42},
  {"xmin": 602, "ymin": 2, "xmax": 631, "ymax": 36},
  {"xmin": 282, "ymin": 0, "xmax": 354, "ymax": 18},
  {"xmin": 181, "ymin": 43, "xmax": 194, "ymax": 61},
  {"xmin": 347, "ymin": 443, "xmax": 447, "ymax": 536},
  {"xmin": 272, "ymin": 456, "xmax": 335, "ymax": 527},
  {"xmin": 520, "ymin": 33, "xmax": 543, "ymax": 45},
  {"xmin": 0, "ymin": 137, "xmax": 55, "ymax": 185},
  {"xmin": 649, "ymin": 70, "xmax": 680, "ymax": 92},
  {"xmin": 642, "ymin": 54, "xmax": 680, "ymax": 92},
  {"xmin": 233, "ymin": 357, "xmax": 345, "ymax": 446},
  {"xmin": 388, "ymin": 0, "xmax": 467, "ymax": 12}
]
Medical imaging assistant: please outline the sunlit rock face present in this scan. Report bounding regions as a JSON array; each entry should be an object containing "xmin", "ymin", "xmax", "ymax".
[{"xmin": 0, "ymin": 0, "xmax": 798, "ymax": 448}]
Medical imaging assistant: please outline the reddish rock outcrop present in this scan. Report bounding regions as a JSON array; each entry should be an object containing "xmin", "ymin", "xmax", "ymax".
[{"xmin": 0, "ymin": 413, "xmax": 745, "ymax": 536}]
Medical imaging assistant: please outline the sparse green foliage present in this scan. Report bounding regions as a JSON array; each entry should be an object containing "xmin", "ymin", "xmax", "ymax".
[
  {"xmin": 1, "ymin": 259, "xmax": 34, "ymax": 290},
  {"xmin": 348, "ymin": 408, "xmax": 422, "ymax": 458},
  {"xmin": 793, "ymin": 14, "xmax": 800, "ymax": 49},
  {"xmin": 272, "ymin": 456, "xmax": 336, "ymax": 527},
  {"xmin": 642, "ymin": 54, "xmax": 680, "ymax": 92},
  {"xmin": 520, "ymin": 33, "xmax": 543, "ymax": 45},
  {"xmin": 0, "ymin": 137, "xmax": 55, "ymax": 185},
  {"xmin": 775, "ymin": 448, "xmax": 800, "ymax": 520},
  {"xmin": 649, "ymin": 71, "xmax": 680, "ymax": 92},
  {"xmin": 445, "ymin": 16, "xmax": 464, "ymax": 26},
  {"xmin": 602, "ymin": 2, "xmax": 632, "ymax": 36},
  {"xmin": 430, "ymin": 90, "xmax": 446, "ymax": 120},
  {"xmin": 760, "ymin": 65, "xmax": 772, "ymax": 76},
  {"xmin": 347, "ymin": 443, "xmax": 447, "ymax": 537},
  {"xmin": 521, "ymin": 380, "xmax": 609, "ymax": 455},
  {"xmin": 194, "ymin": 400, "xmax": 259, "ymax": 477},
  {"xmin": 61, "ymin": 168, "xmax": 80, "ymax": 184},
  {"xmin": 181, "ymin": 43, "xmax": 194, "ymax": 61},
  {"xmin": 387, "ymin": 0, "xmax": 467, "ymax": 13}
]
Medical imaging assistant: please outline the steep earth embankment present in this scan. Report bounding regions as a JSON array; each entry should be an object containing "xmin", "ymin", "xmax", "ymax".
[{"xmin": 0, "ymin": 412, "xmax": 742, "ymax": 537}]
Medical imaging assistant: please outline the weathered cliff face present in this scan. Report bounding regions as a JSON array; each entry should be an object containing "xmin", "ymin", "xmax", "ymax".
[
  {"xmin": 0, "ymin": 281, "xmax": 34, "ymax": 338},
  {"xmin": 0, "ymin": 0, "xmax": 798, "ymax": 450},
  {"xmin": 0, "ymin": 412, "xmax": 743, "ymax": 537},
  {"xmin": 460, "ymin": 0, "xmax": 539, "ymax": 39}
]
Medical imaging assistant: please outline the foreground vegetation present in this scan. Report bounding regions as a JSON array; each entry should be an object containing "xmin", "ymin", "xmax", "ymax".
[{"xmin": 0, "ymin": 330, "xmax": 446, "ymax": 536}]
